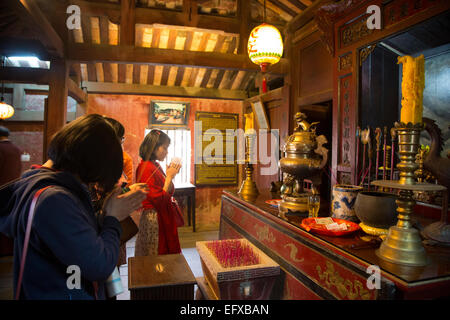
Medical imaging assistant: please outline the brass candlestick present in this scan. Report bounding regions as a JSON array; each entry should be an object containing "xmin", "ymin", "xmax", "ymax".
[
  {"xmin": 238, "ymin": 133, "xmax": 259, "ymax": 201},
  {"xmin": 396, "ymin": 123, "xmax": 422, "ymax": 185},
  {"xmin": 372, "ymin": 122, "xmax": 446, "ymax": 266}
]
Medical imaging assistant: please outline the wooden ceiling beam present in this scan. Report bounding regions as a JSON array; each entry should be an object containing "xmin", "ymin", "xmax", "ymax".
[
  {"xmin": 67, "ymin": 43, "xmax": 289, "ymax": 74},
  {"xmin": 0, "ymin": 66, "xmax": 87, "ymax": 103},
  {"xmin": 0, "ymin": 66, "xmax": 50, "ymax": 85},
  {"xmin": 287, "ymin": 0, "xmax": 330, "ymax": 33},
  {"xmin": 84, "ymin": 81, "xmax": 250, "ymax": 100},
  {"xmin": 67, "ymin": 77, "xmax": 88, "ymax": 103},
  {"xmin": 5, "ymin": 0, "xmax": 64, "ymax": 58},
  {"xmin": 70, "ymin": 0, "xmax": 240, "ymax": 34}
]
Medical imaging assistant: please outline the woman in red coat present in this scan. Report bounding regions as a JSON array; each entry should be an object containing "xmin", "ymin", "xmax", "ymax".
[{"xmin": 135, "ymin": 130, "xmax": 182, "ymax": 256}]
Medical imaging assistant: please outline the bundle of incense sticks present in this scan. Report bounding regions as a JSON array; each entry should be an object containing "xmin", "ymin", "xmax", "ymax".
[{"xmin": 206, "ymin": 240, "xmax": 260, "ymax": 268}]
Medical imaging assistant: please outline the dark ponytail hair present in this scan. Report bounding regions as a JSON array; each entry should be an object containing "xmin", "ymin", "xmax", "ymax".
[{"xmin": 139, "ymin": 129, "xmax": 170, "ymax": 161}]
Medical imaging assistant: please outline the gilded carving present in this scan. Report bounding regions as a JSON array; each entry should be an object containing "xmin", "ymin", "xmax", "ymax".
[
  {"xmin": 316, "ymin": 0, "xmax": 374, "ymax": 54},
  {"xmin": 343, "ymin": 152, "xmax": 350, "ymax": 165},
  {"xmin": 343, "ymin": 127, "xmax": 350, "ymax": 139},
  {"xmin": 360, "ymin": 45, "xmax": 377, "ymax": 66},
  {"xmin": 338, "ymin": 172, "xmax": 351, "ymax": 184},
  {"xmin": 255, "ymin": 225, "xmax": 276, "ymax": 243},
  {"xmin": 344, "ymin": 103, "xmax": 349, "ymax": 113},
  {"xmin": 222, "ymin": 203, "xmax": 235, "ymax": 219},
  {"xmin": 316, "ymin": 261, "xmax": 372, "ymax": 300},
  {"xmin": 344, "ymin": 140, "xmax": 350, "ymax": 152},
  {"xmin": 241, "ymin": 214, "xmax": 248, "ymax": 226},
  {"xmin": 340, "ymin": 17, "xmax": 374, "ymax": 47},
  {"xmin": 343, "ymin": 79, "xmax": 349, "ymax": 89},
  {"xmin": 284, "ymin": 243, "xmax": 305, "ymax": 262},
  {"xmin": 284, "ymin": 280, "xmax": 293, "ymax": 300},
  {"xmin": 339, "ymin": 54, "xmax": 352, "ymax": 71}
]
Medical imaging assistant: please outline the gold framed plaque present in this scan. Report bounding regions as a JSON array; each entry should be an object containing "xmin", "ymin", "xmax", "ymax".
[{"xmin": 194, "ymin": 111, "xmax": 239, "ymax": 186}]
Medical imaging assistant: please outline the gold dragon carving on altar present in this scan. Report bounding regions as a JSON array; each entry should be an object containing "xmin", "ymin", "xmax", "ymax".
[
  {"xmin": 255, "ymin": 225, "xmax": 276, "ymax": 243},
  {"xmin": 316, "ymin": 261, "xmax": 372, "ymax": 300},
  {"xmin": 284, "ymin": 243, "xmax": 304, "ymax": 262}
]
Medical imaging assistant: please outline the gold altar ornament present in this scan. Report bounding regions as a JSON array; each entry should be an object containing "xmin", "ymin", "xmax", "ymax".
[
  {"xmin": 398, "ymin": 55, "xmax": 425, "ymax": 124},
  {"xmin": 279, "ymin": 113, "xmax": 328, "ymax": 215},
  {"xmin": 238, "ymin": 128, "xmax": 259, "ymax": 201}
]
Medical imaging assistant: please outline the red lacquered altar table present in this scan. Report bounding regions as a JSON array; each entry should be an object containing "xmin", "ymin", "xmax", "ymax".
[{"xmin": 219, "ymin": 189, "xmax": 450, "ymax": 300}]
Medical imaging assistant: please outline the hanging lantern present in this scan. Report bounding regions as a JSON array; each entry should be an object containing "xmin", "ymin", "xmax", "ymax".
[
  {"xmin": 248, "ymin": 23, "xmax": 283, "ymax": 72},
  {"xmin": 0, "ymin": 100, "xmax": 14, "ymax": 119},
  {"xmin": 248, "ymin": 23, "xmax": 283, "ymax": 92}
]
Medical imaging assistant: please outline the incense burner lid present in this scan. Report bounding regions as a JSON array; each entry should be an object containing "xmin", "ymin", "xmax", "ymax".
[
  {"xmin": 279, "ymin": 113, "xmax": 328, "ymax": 178},
  {"xmin": 282, "ymin": 112, "xmax": 320, "ymax": 155}
]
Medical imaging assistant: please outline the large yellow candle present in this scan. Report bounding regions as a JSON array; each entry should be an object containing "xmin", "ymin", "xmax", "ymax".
[
  {"xmin": 398, "ymin": 55, "xmax": 425, "ymax": 124},
  {"xmin": 244, "ymin": 112, "xmax": 255, "ymax": 133}
]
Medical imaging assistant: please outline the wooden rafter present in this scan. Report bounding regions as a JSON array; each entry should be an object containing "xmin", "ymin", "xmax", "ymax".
[
  {"xmin": 70, "ymin": 0, "xmax": 240, "ymax": 34},
  {"xmin": 120, "ymin": 0, "xmax": 135, "ymax": 46},
  {"xmin": 5, "ymin": 0, "xmax": 64, "ymax": 58},
  {"xmin": 67, "ymin": 43, "xmax": 289, "ymax": 74},
  {"xmin": 287, "ymin": 0, "xmax": 331, "ymax": 32},
  {"xmin": 0, "ymin": 66, "xmax": 87, "ymax": 103}
]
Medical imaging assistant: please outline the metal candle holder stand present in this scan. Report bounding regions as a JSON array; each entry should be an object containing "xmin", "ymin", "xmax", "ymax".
[
  {"xmin": 372, "ymin": 122, "xmax": 446, "ymax": 267},
  {"xmin": 238, "ymin": 133, "xmax": 259, "ymax": 201}
]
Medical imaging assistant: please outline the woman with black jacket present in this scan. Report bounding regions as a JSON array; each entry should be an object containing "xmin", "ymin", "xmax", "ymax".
[{"xmin": 0, "ymin": 114, "xmax": 147, "ymax": 300}]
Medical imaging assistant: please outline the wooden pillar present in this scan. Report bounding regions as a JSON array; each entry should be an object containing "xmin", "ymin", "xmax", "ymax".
[
  {"xmin": 237, "ymin": 0, "xmax": 251, "ymax": 55},
  {"xmin": 183, "ymin": 0, "xmax": 198, "ymax": 27},
  {"xmin": 120, "ymin": 0, "xmax": 136, "ymax": 46},
  {"xmin": 44, "ymin": 58, "xmax": 69, "ymax": 160},
  {"xmin": 12, "ymin": 84, "xmax": 25, "ymax": 110}
]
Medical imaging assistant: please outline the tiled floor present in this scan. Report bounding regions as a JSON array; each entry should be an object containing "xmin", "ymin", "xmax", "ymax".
[{"xmin": 0, "ymin": 227, "xmax": 218, "ymax": 300}]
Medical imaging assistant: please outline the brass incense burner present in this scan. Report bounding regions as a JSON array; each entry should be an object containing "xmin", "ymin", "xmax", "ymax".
[{"xmin": 278, "ymin": 113, "xmax": 328, "ymax": 215}]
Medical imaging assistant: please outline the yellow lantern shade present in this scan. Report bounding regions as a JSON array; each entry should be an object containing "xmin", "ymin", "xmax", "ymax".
[
  {"xmin": 248, "ymin": 23, "xmax": 283, "ymax": 72},
  {"xmin": 0, "ymin": 101, "xmax": 14, "ymax": 119}
]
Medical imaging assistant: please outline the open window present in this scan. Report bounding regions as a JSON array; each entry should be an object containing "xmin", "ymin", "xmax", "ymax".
[{"xmin": 145, "ymin": 128, "xmax": 191, "ymax": 185}]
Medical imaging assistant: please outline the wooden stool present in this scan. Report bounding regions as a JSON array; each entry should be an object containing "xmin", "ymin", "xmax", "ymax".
[{"xmin": 128, "ymin": 254, "xmax": 196, "ymax": 300}]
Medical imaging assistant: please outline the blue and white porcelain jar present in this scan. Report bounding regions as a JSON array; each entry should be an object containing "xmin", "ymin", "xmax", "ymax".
[{"xmin": 331, "ymin": 184, "xmax": 363, "ymax": 222}]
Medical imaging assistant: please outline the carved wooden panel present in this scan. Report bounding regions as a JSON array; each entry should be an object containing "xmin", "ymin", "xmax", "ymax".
[
  {"xmin": 338, "ymin": 172, "xmax": 352, "ymax": 186},
  {"xmin": 338, "ymin": 73, "xmax": 353, "ymax": 168},
  {"xmin": 339, "ymin": 14, "xmax": 374, "ymax": 49},
  {"xmin": 338, "ymin": 52, "xmax": 352, "ymax": 71},
  {"xmin": 384, "ymin": 0, "xmax": 446, "ymax": 27}
]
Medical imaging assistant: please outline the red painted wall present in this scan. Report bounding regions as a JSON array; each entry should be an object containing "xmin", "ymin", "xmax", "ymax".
[{"xmin": 87, "ymin": 94, "xmax": 244, "ymax": 231}]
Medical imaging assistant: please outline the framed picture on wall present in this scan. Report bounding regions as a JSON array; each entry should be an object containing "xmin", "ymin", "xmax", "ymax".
[
  {"xmin": 149, "ymin": 100, "xmax": 190, "ymax": 128},
  {"xmin": 251, "ymin": 98, "xmax": 270, "ymax": 130}
]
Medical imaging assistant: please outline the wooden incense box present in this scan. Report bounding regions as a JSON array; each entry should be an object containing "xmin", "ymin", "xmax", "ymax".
[{"xmin": 196, "ymin": 239, "xmax": 280, "ymax": 300}]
